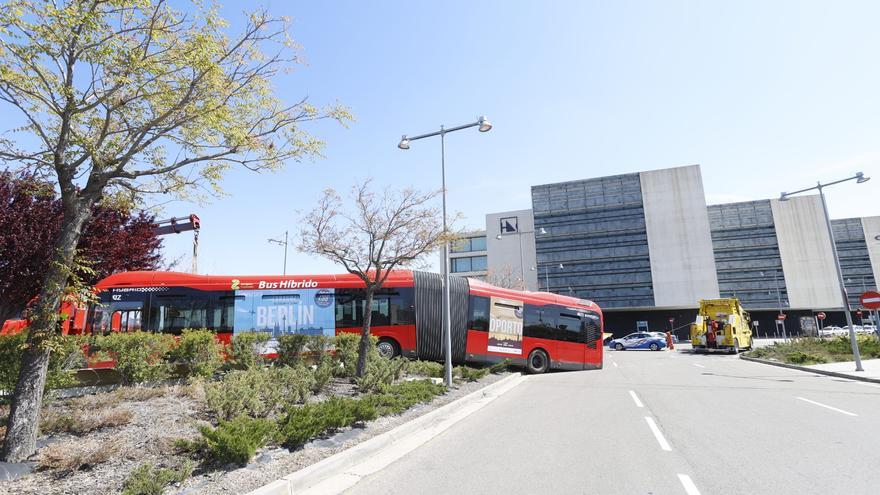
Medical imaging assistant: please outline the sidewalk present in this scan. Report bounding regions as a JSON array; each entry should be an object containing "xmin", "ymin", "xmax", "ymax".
[{"xmin": 806, "ymin": 358, "xmax": 880, "ymax": 380}]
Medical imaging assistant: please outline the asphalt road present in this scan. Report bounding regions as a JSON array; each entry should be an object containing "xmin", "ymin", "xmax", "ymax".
[{"xmin": 346, "ymin": 346, "xmax": 880, "ymax": 495}]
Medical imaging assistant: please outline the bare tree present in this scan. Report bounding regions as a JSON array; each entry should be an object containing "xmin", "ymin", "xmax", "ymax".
[
  {"xmin": 299, "ymin": 180, "xmax": 448, "ymax": 377},
  {"xmin": 485, "ymin": 266, "xmax": 525, "ymax": 290},
  {"xmin": 0, "ymin": 0, "xmax": 349, "ymax": 461}
]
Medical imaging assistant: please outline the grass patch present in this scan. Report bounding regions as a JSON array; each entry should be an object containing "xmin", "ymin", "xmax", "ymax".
[
  {"xmin": 41, "ymin": 407, "xmax": 133, "ymax": 435},
  {"xmin": 745, "ymin": 335, "xmax": 880, "ymax": 365},
  {"xmin": 37, "ymin": 437, "xmax": 125, "ymax": 473}
]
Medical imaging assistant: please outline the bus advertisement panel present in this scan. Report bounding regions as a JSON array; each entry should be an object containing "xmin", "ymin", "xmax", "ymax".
[
  {"xmin": 233, "ymin": 288, "xmax": 336, "ymax": 345},
  {"xmin": 487, "ymin": 297, "xmax": 523, "ymax": 355}
]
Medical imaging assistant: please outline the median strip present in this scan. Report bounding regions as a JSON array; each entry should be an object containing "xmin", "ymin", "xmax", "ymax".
[
  {"xmin": 796, "ymin": 397, "xmax": 858, "ymax": 417},
  {"xmin": 644, "ymin": 416, "xmax": 672, "ymax": 451}
]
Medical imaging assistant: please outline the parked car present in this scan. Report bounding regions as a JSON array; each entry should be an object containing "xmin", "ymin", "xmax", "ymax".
[
  {"xmin": 608, "ymin": 332, "xmax": 667, "ymax": 351},
  {"xmin": 650, "ymin": 331, "xmax": 679, "ymax": 344}
]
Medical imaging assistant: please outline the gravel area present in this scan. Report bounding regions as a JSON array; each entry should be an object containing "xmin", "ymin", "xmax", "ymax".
[
  {"xmin": 172, "ymin": 372, "xmax": 513, "ymax": 495},
  {"xmin": 4, "ymin": 384, "xmax": 209, "ymax": 495},
  {"xmin": 0, "ymin": 372, "xmax": 514, "ymax": 495}
]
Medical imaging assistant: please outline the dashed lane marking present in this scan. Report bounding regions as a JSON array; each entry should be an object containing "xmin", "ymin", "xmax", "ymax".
[
  {"xmin": 693, "ymin": 363, "xmax": 705, "ymax": 368},
  {"xmin": 645, "ymin": 416, "xmax": 672, "ymax": 451},
  {"xmin": 612, "ymin": 361, "xmax": 618, "ymax": 368},
  {"xmin": 629, "ymin": 390, "xmax": 644, "ymax": 408},
  {"xmin": 796, "ymin": 397, "xmax": 858, "ymax": 417},
  {"xmin": 677, "ymin": 474, "xmax": 702, "ymax": 495}
]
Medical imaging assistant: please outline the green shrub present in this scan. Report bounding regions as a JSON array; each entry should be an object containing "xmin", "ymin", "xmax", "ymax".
[
  {"xmin": 405, "ymin": 360, "xmax": 444, "ymax": 378},
  {"xmin": 333, "ymin": 333, "xmax": 361, "ymax": 377},
  {"xmin": 785, "ymin": 351, "xmax": 827, "ymax": 365},
  {"xmin": 168, "ymin": 329, "xmax": 225, "ymax": 379},
  {"xmin": 366, "ymin": 380, "xmax": 446, "ymax": 416},
  {"xmin": 205, "ymin": 366, "xmax": 315, "ymax": 420},
  {"xmin": 278, "ymin": 397, "xmax": 377, "ymax": 449},
  {"xmin": 0, "ymin": 334, "xmax": 85, "ymax": 394},
  {"xmin": 355, "ymin": 356, "xmax": 407, "ymax": 393},
  {"xmin": 488, "ymin": 359, "xmax": 512, "ymax": 374},
  {"xmin": 122, "ymin": 461, "xmax": 192, "ymax": 495},
  {"xmin": 453, "ymin": 365, "xmax": 489, "ymax": 382},
  {"xmin": 229, "ymin": 332, "xmax": 270, "ymax": 370},
  {"xmin": 312, "ymin": 362, "xmax": 333, "ymax": 394},
  {"xmin": 276, "ymin": 334, "xmax": 309, "ymax": 367},
  {"xmin": 198, "ymin": 415, "xmax": 275, "ymax": 466},
  {"xmin": 95, "ymin": 331, "xmax": 175, "ymax": 384},
  {"xmin": 308, "ymin": 335, "xmax": 333, "ymax": 366}
]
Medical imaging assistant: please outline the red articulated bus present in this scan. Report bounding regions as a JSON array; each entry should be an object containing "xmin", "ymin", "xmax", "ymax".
[{"xmin": 59, "ymin": 270, "xmax": 603, "ymax": 373}]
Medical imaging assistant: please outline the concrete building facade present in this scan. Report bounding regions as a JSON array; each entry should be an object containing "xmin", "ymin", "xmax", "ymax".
[{"xmin": 466, "ymin": 164, "xmax": 879, "ymax": 337}]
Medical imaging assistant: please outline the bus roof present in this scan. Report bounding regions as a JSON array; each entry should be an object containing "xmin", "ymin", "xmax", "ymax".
[{"xmin": 96, "ymin": 270, "xmax": 601, "ymax": 313}]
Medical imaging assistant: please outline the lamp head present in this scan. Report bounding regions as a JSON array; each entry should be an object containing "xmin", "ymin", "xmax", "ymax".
[
  {"xmin": 856, "ymin": 172, "xmax": 870, "ymax": 184},
  {"xmin": 397, "ymin": 135, "xmax": 410, "ymax": 150},
  {"xmin": 495, "ymin": 234, "xmax": 502, "ymax": 240},
  {"xmin": 779, "ymin": 192, "xmax": 789, "ymax": 202},
  {"xmin": 478, "ymin": 116, "xmax": 492, "ymax": 132},
  {"xmin": 558, "ymin": 264, "xmax": 564, "ymax": 269},
  {"xmin": 538, "ymin": 227, "xmax": 547, "ymax": 235}
]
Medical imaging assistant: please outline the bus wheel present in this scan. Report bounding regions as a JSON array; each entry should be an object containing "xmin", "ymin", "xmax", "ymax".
[
  {"xmin": 376, "ymin": 338, "xmax": 400, "ymax": 359},
  {"xmin": 527, "ymin": 349, "xmax": 549, "ymax": 374}
]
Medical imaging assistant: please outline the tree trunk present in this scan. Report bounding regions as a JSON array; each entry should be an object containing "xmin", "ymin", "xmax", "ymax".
[
  {"xmin": 355, "ymin": 288, "xmax": 375, "ymax": 378},
  {"xmin": 1, "ymin": 199, "xmax": 93, "ymax": 462}
]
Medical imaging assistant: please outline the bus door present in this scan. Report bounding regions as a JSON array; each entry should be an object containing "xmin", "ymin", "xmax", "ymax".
[
  {"xmin": 556, "ymin": 310, "xmax": 586, "ymax": 366},
  {"xmin": 110, "ymin": 303, "xmax": 143, "ymax": 332},
  {"xmin": 89, "ymin": 300, "xmax": 144, "ymax": 334}
]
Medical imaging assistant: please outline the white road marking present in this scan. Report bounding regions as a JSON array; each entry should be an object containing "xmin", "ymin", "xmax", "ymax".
[
  {"xmin": 693, "ymin": 363, "xmax": 705, "ymax": 368},
  {"xmin": 645, "ymin": 416, "xmax": 672, "ymax": 451},
  {"xmin": 612, "ymin": 361, "xmax": 618, "ymax": 368},
  {"xmin": 677, "ymin": 474, "xmax": 702, "ymax": 495},
  {"xmin": 629, "ymin": 390, "xmax": 644, "ymax": 408},
  {"xmin": 796, "ymin": 397, "xmax": 858, "ymax": 417}
]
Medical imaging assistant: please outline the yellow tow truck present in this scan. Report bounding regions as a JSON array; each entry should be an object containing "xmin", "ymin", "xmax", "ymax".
[{"xmin": 690, "ymin": 298, "xmax": 753, "ymax": 354}]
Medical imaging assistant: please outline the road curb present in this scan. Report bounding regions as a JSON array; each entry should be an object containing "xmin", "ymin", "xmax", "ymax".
[
  {"xmin": 739, "ymin": 355, "xmax": 880, "ymax": 384},
  {"xmin": 247, "ymin": 372, "xmax": 528, "ymax": 495}
]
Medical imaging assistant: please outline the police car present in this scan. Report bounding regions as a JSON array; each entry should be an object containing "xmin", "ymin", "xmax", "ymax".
[{"xmin": 607, "ymin": 332, "xmax": 667, "ymax": 351}]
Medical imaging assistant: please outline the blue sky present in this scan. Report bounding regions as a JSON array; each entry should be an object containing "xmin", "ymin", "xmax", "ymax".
[{"xmin": 159, "ymin": 0, "xmax": 880, "ymax": 275}]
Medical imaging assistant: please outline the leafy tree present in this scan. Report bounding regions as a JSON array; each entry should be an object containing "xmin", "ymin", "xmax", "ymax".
[
  {"xmin": 299, "ymin": 181, "xmax": 448, "ymax": 377},
  {"xmin": 0, "ymin": 0, "xmax": 348, "ymax": 461},
  {"xmin": 0, "ymin": 170, "xmax": 162, "ymax": 325}
]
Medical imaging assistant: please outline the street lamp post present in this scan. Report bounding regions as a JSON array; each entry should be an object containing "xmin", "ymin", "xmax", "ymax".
[
  {"xmin": 398, "ymin": 116, "xmax": 492, "ymax": 386},
  {"xmin": 543, "ymin": 263, "xmax": 564, "ymax": 292},
  {"xmin": 780, "ymin": 172, "xmax": 870, "ymax": 372},
  {"xmin": 268, "ymin": 231, "xmax": 289, "ymax": 276},
  {"xmin": 495, "ymin": 227, "xmax": 545, "ymax": 290},
  {"xmin": 760, "ymin": 270, "xmax": 786, "ymax": 339}
]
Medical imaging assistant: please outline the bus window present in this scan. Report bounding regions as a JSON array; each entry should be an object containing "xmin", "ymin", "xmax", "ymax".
[
  {"xmin": 468, "ymin": 296, "xmax": 490, "ymax": 331},
  {"xmin": 111, "ymin": 310, "xmax": 142, "ymax": 332},
  {"xmin": 524, "ymin": 305, "xmax": 556, "ymax": 340},
  {"xmin": 556, "ymin": 313, "xmax": 582, "ymax": 343}
]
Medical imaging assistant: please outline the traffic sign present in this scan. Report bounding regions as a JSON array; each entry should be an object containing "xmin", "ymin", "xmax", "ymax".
[
  {"xmin": 856, "ymin": 310, "xmax": 863, "ymax": 317},
  {"xmin": 668, "ymin": 317, "xmax": 674, "ymax": 324},
  {"xmin": 816, "ymin": 312, "xmax": 826, "ymax": 320},
  {"xmin": 861, "ymin": 291, "xmax": 880, "ymax": 310},
  {"xmin": 777, "ymin": 313, "xmax": 786, "ymax": 321}
]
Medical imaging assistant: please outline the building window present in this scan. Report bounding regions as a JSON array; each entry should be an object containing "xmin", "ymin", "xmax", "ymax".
[
  {"xmin": 451, "ymin": 255, "xmax": 488, "ymax": 273},
  {"xmin": 452, "ymin": 236, "xmax": 487, "ymax": 253}
]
